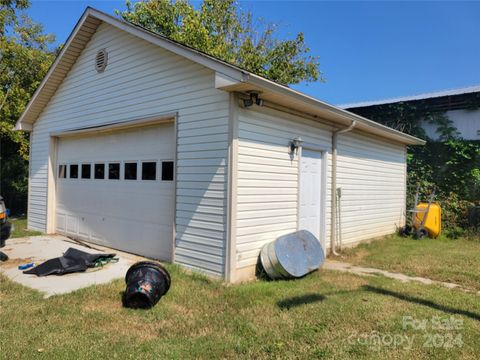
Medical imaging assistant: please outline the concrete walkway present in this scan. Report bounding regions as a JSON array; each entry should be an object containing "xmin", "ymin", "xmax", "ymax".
[{"xmin": 324, "ymin": 260, "xmax": 480, "ymax": 295}]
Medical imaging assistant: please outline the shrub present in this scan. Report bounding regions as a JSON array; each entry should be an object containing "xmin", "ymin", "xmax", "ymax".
[{"xmin": 405, "ymin": 137, "xmax": 480, "ymax": 237}]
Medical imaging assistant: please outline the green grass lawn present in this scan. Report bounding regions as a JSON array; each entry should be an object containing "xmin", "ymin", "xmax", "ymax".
[
  {"xmin": 9, "ymin": 217, "xmax": 42, "ymax": 238},
  {"xmin": 0, "ymin": 265, "xmax": 479, "ymax": 359},
  {"xmin": 340, "ymin": 235, "xmax": 480, "ymax": 291}
]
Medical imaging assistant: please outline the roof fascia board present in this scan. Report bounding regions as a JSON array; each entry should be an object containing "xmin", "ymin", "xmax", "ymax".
[
  {"xmin": 215, "ymin": 72, "xmax": 242, "ymax": 89},
  {"xmin": 245, "ymin": 73, "xmax": 425, "ymax": 145},
  {"xmin": 16, "ymin": 122, "xmax": 33, "ymax": 131}
]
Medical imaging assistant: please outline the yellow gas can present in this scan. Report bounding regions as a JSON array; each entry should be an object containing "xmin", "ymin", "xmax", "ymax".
[{"xmin": 413, "ymin": 203, "xmax": 441, "ymax": 238}]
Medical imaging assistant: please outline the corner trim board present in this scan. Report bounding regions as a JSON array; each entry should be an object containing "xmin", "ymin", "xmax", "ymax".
[
  {"xmin": 46, "ymin": 136, "xmax": 58, "ymax": 233},
  {"xmin": 225, "ymin": 93, "xmax": 239, "ymax": 282}
]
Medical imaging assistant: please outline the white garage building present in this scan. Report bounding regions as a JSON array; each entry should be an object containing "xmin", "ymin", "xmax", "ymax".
[{"xmin": 16, "ymin": 8, "xmax": 424, "ymax": 282}]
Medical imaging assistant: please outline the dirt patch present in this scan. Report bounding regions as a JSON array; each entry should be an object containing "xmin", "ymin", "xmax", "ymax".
[
  {"xmin": 0, "ymin": 257, "xmax": 36, "ymax": 269},
  {"xmin": 341, "ymin": 248, "xmax": 370, "ymax": 263},
  {"xmin": 321, "ymin": 270, "xmax": 370, "ymax": 289}
]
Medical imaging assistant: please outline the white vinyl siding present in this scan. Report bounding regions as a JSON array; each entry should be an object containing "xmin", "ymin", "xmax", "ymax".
[
  {"xmin": 235, "ymin": 107, "xmax": 331, "ymax": 269},
  {"xmin": 235, "ymin": 106, "xmax": 407, "ymax": 270},
  {"xmin": 420, "ymin": 109, "xmax": 480, "ymax": 141},
  {"xmin": 335, "ymin": 131, "xmax": 406, "ymax": 245},
  {"xmin": 28, "ymin": 23, "xmax": 228, "ymax": 277}
]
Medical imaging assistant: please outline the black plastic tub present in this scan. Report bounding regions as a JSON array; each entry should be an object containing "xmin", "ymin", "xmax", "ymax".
[{"xmin": 122, "ymin": 261, "xmax": 171, "ymax": 309}]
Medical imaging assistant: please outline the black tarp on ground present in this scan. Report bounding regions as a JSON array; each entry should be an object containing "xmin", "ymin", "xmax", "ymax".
[{"xmin": 24, "ymin": 247, "xmax": 116, "ymax": 277}]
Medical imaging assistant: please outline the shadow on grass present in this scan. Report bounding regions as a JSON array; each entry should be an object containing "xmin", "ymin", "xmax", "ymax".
[
  {"xmin": 277, "ymin": 293, "xmax": 326, "ymax": 310},
  {"xmin": 363, "ymin": 285, "xmax": 480, "ymax": 321}
]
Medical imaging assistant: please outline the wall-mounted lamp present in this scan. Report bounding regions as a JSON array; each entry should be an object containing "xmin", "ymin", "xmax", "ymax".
[
  {"xmin": 289, "ymin": 136, "xmax": 303, "ymax": 155},
  {"xmin": 243, "ymin": 92, "xmax": 264, "ymax": 107}
]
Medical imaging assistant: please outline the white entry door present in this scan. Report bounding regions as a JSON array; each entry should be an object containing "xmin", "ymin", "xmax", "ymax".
[
  {"xmin": 299, "ymin": 149, "xmax": 323, "ymax": 243},
  {"xmin": 55, "ymin": 123, "xmax": 175, "ymax": 261}
]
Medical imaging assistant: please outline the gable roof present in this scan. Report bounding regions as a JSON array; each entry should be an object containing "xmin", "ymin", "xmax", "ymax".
[
  {"xmin": 340, "ymin": 85, "xmax": 480, "ymax": 109},
  {"xmin": 16, "ymin": 7, "xmax": 424, "ymax": 146}
]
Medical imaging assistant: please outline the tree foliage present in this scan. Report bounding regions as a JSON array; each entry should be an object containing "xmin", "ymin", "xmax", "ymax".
[
  {"xmin": 1, "ymin": 0, "xmax": 54, "ymax": 213},
  {"xmin": 1, "ymin": 0, "xmax": 54, "ymax": 155},
  {"xmin": 408, "ymin": 140, "xmax": 480, "ymax": 199},
  {"xmin": 116, "ymin": 0, "xmax": 322, "ymax": 85},
  {"xmin": 407, "ymin": 140, "xmax": 480, "ymax": 234}
]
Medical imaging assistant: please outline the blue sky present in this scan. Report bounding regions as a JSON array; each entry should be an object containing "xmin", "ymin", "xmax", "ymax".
[{"xmin": 28, "ymin": 1, "xmax": 480, "ymax": 105}]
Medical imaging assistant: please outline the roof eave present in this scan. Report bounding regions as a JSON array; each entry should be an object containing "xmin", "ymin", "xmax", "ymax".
[
  {"xmin": 216, "ymin": 72, "xmax": 425, "ymax": 146},
  {"xmin": 15, "ymin": 8, "xmax": 97, "ymax": 131},
  {"xmin": 16, "ymin": 7, "xmax": 425, "ymax": 146}
]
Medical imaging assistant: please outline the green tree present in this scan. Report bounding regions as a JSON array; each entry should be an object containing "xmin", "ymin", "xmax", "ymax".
[
  {"xmin": 1, "ymin": 0, "xmax": 54, "ymax": 213},
  {"xmin": 116, "ymin": 0, "xmax": 322, "ymax": 85}
]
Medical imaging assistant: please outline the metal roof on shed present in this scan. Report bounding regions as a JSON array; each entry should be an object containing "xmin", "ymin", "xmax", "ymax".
[{"xmin": 340, "ymin": 85, "xmax": 480, "ymax": 109}]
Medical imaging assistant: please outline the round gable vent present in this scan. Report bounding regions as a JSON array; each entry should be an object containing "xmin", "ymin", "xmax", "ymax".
[{"xmin": 95, "ymin": 49, "xmax": 108, "ymax": 73}]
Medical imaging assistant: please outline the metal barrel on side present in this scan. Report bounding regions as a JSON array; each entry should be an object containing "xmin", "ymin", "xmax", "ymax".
[{"xmin": 260, "ymin": 230, "xmax": 325, "ymax": 280}]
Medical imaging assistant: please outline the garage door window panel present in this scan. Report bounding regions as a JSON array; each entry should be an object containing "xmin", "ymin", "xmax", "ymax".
[
  {"xmin": 142, "ymin": 161, "xmax": 156, "ymax": 180},
  {"xmin": 70, "ymin": 164, "xmax": 78, "ymax": 179},
  {"xmin": 124, "ymin": 162, "xmax": 138, "ymax": 180},
  {"xmin": 81, "ymin": 164, "xmax": 91, "ymax": 179},
  {"xmin": 94, "ymin": 163, "xmax": 105, "ymax": 179},
  {"xmin": 161, "ymin": 161, "xmax": 174, "ymax": 181},
  {"xmin": 108, "ymin": 163, "xmax": 120, "ymax": 180},
  {"xmin": 58, "ymin": 165, "xmax": 66, "ymax": 179}
]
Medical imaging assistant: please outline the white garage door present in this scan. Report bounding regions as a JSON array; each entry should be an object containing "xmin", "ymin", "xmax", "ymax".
[{"xmin": 55, "ymin": 123, "xmax": 175, "ymax": 261}]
